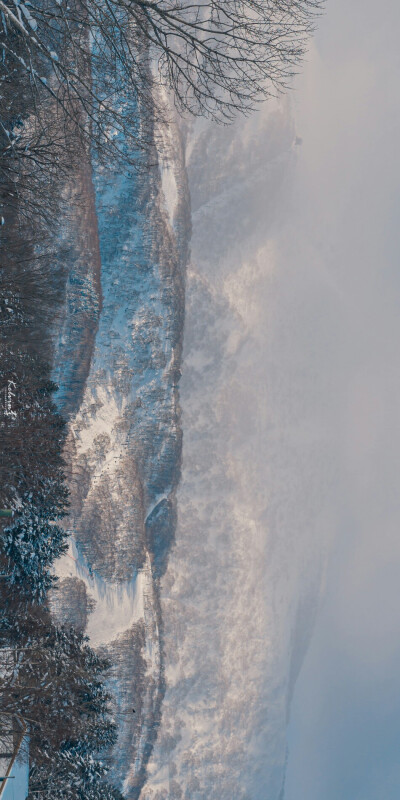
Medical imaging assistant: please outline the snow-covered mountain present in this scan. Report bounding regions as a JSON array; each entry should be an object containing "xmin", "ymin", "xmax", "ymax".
[
  {"xmin": 52, "ymin": 94, "xmax": 332, "ymax": 800},
  {"xmin": 142, "ymin": 100, "xmax": 334, "ymax": 800}
]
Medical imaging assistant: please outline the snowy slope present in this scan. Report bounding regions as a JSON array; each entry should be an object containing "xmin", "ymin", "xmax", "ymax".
[
  {"xmin": 52, "ymin": 102, "xmax": 190, "ymax": 797},
  {"xmin": 142, "ymin": 100, "xmax": 334, "ymax": 800}
]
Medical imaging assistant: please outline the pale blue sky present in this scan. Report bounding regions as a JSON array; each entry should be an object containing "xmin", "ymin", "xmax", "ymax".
[{"xmin": 284, "ymin": 0, "xmax": 400, "ymax": 797}]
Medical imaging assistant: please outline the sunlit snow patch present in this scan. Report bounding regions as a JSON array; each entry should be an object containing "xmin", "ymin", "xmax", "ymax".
[{"xmin": 55, "ymin": 541, "xmax": 149, "ymax": 647}]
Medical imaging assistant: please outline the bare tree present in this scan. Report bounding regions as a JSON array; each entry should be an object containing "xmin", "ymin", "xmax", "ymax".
[{"xmin": 0, "ymin": 0, "xmax": 321, "ymax": 163}]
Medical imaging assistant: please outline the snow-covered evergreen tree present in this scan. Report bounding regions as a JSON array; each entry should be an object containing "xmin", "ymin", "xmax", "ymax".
[{"xmin": 3, "ymin": 514, "xmax": 67, "ymax": 599}]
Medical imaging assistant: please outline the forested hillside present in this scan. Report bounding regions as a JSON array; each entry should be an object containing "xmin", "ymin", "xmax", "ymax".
[{"xmin": 0, "ymin": 32, "xmax": 124, "ymax": 797}]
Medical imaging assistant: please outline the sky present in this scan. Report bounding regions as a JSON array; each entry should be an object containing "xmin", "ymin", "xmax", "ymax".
[{"xmin": 284, "ymin": 0, "xmax": 400, "ymax": 797}]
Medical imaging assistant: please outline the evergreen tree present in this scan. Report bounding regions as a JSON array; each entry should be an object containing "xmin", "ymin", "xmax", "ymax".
[
  {"xmin": 2, "ymin": 515, "xmax": 68, "ymax": 600},
  {"xmin": 0, "ymin": 594, "xmax": 123, "ymax": 799},
  {"xmin": 0, "ymin": 246, "xmax": 124, "ymax": 800},
  {"xmin": 1, "ymin": 347, "xmax": 68, "ymax": 505}
]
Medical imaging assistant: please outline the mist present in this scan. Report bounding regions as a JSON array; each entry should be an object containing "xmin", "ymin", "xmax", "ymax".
[
  {"xmin": 143, "ymin": 94, "xmax": 340, "ymax": 800},
  {"xmin": 284, "ymin": 0, "xmax": 400, "ymax": 797}
]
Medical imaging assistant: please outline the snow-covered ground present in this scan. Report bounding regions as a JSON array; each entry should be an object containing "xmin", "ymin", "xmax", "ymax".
[
  {"xmin": 56, "ymin": 540, "xmax": 146, "ymax": 647},
  {"xmin": 52, "ymin": 103, "xmax": 190, "ymax": 797}
]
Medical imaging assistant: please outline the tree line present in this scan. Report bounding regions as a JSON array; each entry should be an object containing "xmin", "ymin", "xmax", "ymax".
[{"xmin": 0, "ymin": 349, "xmax": 124, "ymax": 798}]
